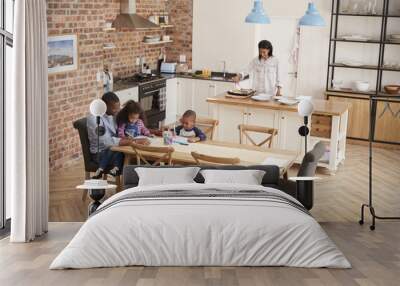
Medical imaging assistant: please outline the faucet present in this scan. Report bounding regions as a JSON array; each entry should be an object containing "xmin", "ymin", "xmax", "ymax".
[{"xmin": 221, "ymin": 60, "xmax": 226, "ymax": 78}]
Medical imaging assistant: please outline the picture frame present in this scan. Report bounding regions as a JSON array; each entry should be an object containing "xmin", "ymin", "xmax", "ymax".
[{"xmin": 48, "ymin": 34, "xmax": 78, "ymax": 74}]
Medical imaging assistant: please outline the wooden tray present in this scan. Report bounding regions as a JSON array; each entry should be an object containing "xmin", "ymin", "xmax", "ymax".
[{"xmin": 225, "ymin": 93, "xmax": 253, "ymax": 99}]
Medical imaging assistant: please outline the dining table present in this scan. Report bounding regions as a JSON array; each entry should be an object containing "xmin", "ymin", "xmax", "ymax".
[{"xmin": 111, "ymin": 137, "xmax": 298, "ymax": 176}]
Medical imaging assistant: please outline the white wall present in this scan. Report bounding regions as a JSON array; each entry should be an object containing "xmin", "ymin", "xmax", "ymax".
[{"xmin": 192, "ymin": 0, "xmax": 258, "ymax": 72}]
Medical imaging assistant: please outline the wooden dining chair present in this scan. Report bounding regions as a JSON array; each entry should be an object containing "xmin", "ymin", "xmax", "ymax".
[
  {"xmin": 131, "ymin": 142, "xmax": 174, "ymax": 166},
  {"xmin": 195, "ymin": 117, "xmax": 219, "ymax": 140},
  {"xmin": 163, "ymin": 116, "xmax": 219, "ymax": 140},
  {"xmin": 191, "ymin": 151, "xmax": 240, "ymax": 165},
  {"xmin": 238, "ymin": 124, "xmax": 278, "ymax": 148}
]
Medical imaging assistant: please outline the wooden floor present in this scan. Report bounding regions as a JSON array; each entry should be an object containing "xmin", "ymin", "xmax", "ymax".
[{"xmin": 1, "ymin": 143, "xmax": 399, "ymax": 286}]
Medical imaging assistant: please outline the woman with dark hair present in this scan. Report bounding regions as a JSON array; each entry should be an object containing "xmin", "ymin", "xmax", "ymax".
[{"xmin": 234, "ymin": 40, "xmax": 282, "ymax": 96}]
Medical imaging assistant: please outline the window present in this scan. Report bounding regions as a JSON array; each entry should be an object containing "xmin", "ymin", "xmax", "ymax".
[{"xmin": 1, "ymin": 0, "xmax": 14, "ymax": 232}]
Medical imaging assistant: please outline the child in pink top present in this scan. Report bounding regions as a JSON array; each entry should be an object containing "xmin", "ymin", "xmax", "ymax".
[{"xmin": 116, "ymin": 100, "xmax": 150, "ymax": 138}]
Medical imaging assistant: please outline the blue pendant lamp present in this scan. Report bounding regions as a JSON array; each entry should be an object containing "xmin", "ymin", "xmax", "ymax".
[
  {"xmin": 245, "ymin": 0, "xmax": 271, "ymax": 24},
  {"xmin": 299, "ymin": 2, "xmax": 325, "ymax": 26}
]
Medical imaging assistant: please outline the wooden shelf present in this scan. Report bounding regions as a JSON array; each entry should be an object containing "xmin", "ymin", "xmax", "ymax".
[
  {"xmin": 325, "ymin": 90, "xmax": 375, "ymax": 97},
  {"xmin": 376, "ymin": 93, "xmax": 400, "ymax": 101},
  {"xmin": 383, "ymin": 41, "xmax": 400, "ymax": 45},
  {"xmin": 381, "ymin": 66, "xmax": 400, "ymax": 72},
  {"xmin": 333, "ymin": 13, "xmax": 383, "ymax": 17},
  {"xmin": 143, "ymin": 40, "xmax": 173, "ymax": 45},
  {"xmin": 329, "ymin": 63, "xmax": 379, "ymax": 70},
  {"xmin": 331, "ymin": 38, "xmax": 381, "ymax": 44},
  {"xmin": 103, "ymin": 27, "xmax": 116, "ymax": 32},
  {"xmin": 159, "ymin": 25, "xmax": 174, "ymax": 28}
]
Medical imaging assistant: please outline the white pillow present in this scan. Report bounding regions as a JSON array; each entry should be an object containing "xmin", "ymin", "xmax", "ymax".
[
  {"xmin": 200, "ymin": 169, "xmax": 266, "ymax": 185},
  {"xmin": 136, "ymin": 167, "xmax": 201, "ymax": 186}
]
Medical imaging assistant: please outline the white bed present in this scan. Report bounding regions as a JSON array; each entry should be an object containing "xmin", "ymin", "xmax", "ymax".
[{"xmin": 50, "ymin": 183, "xmax": 351, "ymax": 269}]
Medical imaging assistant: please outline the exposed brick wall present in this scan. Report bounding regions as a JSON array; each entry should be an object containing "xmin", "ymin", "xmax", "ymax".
[
  {"xmin": 48, "ymin": 0, "xmax": 193, "ymax": 171},
  {"xmin": 166, "ymin": 0, "xmax": 193, "ymax": 66},
  {"xmin": 47, "ymin": 0, "xmax": 105, "ymax": 171}
]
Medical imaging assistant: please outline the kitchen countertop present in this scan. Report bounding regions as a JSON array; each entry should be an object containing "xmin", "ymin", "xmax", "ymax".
[
  {"xmin": 207, "ymin": 94, "xmax": 351, "ymax": 116},
  {"xmin": 113, "ymin": 72, "xmax": 241, "ymax": 92}
]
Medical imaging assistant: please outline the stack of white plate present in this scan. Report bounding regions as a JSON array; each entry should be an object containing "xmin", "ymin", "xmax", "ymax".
[{"xmin": 251, "ymin": 93, "xmax": 273, "ymax": 101}]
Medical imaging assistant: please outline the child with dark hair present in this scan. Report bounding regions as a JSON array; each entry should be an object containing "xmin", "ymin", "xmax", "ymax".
[
  {"xmin": 175, "ymin": 110, "xmax": 206, "ymax": 143},
  {"xmin": 116, "ymin": 100, "xmax": 150, "ymax": 139}
]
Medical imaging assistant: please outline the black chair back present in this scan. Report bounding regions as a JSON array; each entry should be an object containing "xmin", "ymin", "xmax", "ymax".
[
  {"xmin": 297, "ymin": 141, "xmax": 326, "ymax": 177},
  {"xmin": 73, "ymin": 117, "xmax": 98, "ymax": 172}
]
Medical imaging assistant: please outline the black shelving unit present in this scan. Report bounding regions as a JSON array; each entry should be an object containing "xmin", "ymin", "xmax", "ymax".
[
  {"xmin": 326, "ymin": 0, "xmax": 400, "ymax": 146},
  {"xmin": 327, "ymin": 0, "xmax": 400, "ymax": 230}
]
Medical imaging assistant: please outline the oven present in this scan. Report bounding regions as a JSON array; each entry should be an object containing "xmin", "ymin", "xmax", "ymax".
[{"xmin": 139, "ymin": 78, "xmax": 166, "ymax": 129}]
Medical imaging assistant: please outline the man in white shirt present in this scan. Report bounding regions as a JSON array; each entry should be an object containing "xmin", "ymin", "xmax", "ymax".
[
  {"xmin": 234, "ymin": 40, "xmax": 282, "ymax": 96},
  {"xmin": 87, "ymin": 92, "xmax": 149, "ymax": 178}
]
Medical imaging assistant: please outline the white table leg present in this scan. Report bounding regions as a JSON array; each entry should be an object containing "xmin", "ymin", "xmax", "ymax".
[{"xmin": 329, "ymin": 115, "xmax": 340, "ymax": 172}]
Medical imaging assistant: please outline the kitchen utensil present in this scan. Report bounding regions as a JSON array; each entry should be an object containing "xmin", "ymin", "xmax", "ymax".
[
  {"xmin": 278, "ymin": 98, "xmax": 299, "ymax": 105},
  {"xmin": 354, "ymin": 80, "xmax": 370, "ymax": 92},
  {"xmin": 383, "ymin": 85, "xmax": 400, "ymax": 94},
  {"xmin": 251, "ymin": 94, "xmax": 273, "ymax": 101}
]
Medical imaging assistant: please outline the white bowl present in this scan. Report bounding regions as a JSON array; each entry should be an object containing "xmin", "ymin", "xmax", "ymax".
[
  {"xmin": 354, "ymin": 81, "xmax": 370, "ymax": 92},
  {"xmin": 332, "ymin": 79, "xmax": 343, "ymax": 89}
]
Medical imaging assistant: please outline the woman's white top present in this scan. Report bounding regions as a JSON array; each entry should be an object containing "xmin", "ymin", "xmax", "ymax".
[{"xmin": 240, "ymin": 56, "xmax": 282, "ymax": 95}]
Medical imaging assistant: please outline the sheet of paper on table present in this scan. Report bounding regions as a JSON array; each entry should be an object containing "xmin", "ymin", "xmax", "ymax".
[{"xmin": 173, "ymin": 136, "xmax": 189, "ymax": 145}]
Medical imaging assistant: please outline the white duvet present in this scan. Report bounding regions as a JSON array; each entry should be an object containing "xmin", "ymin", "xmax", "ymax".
[{"xmin": 50, "ymin": 183, "xmax": 351, "ymax": 269}]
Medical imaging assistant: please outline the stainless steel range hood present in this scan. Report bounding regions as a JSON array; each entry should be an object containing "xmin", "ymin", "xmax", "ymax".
[{"xmin": 112, "ymin": 0, "xmax": 159, "ymax": 30}]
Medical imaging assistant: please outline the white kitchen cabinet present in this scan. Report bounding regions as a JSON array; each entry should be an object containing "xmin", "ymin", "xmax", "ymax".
[
  {"xmin": 165, "ymin": 78, "xmax": 178, "ymax": 125},
  {"xmin": 114, "ymin": 87, "xmax": 139, "ymax": 105},
  {"xmin": 210, "ymin": 104, "xmax": 303, "ymax": 154},
  {"xmin": 192, "ymin": 80, "xmax": 217, "ymax": 117},
  {"xmin": 214, "ymin": 105, "xmax": 245, "ymax": 143},
  {"xmin": 176, "ymin": 78, "xmax": 194, "ymax": 115},
  {"xmin": 277, "ymin": 112, "xmax": 303, "ymax": 152}
]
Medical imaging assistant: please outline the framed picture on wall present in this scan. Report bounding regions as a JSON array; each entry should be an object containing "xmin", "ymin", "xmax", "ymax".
[{"xmin": 48, "ymin": 34, "xmax": 78, "ymax": 74}]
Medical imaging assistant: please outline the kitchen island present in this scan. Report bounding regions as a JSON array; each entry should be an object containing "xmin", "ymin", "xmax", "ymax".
[{"xmin": 207, "ymin": 94, "xmax": 351, "ymax": 172}]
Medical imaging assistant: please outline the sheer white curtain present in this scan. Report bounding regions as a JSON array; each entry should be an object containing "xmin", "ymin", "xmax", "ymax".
[{"xmin": 8, "ymin": 0, "xmax": 49, "ymax": 242}]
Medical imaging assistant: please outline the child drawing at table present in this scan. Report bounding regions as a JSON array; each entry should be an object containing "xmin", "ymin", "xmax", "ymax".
[
  {"xmin": 175, "ymin": 110, "xmax": 206, "ymax": 143},
  {"xmin": 116, "ymin": 100, "xmax": 151, "ymax": 139}
]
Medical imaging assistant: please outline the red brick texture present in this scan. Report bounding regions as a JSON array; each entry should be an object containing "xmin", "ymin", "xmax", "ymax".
[{"xmin": 47, "ymin": 0, "xmax": 193, "ymax": 171}]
